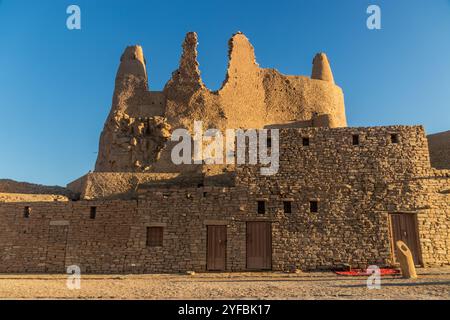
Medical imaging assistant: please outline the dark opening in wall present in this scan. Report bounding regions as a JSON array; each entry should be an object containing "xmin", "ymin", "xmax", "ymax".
[
  {"xmin": 391, "ymin": 133, "xmax": 399, "ymax": 144},
  {"xmin": 283, "ymin": 201, "xmax": 292, "ymax": 214},
  {"xmin": 352, "ymin": 134, "xmax": 360, "ymax": 145},
  {"xmin": 302, "ymin": 137, "xmax": 310, "ymax": 146},
  {"xmin": 310, "ymin": 201, "xmax": 318, "ymax": 213},
  {"xmin": 23, "ymin": 207, "xmax": 31, "ymax": 218},
  {"xmin": 267, "ymin": 137, "xmax": 272, "ymax": 148},
  {"xmin": 257, "ymin": 201, "xmax": 266, "ymax": 214},
  {"xmin": 146, "ymin": 227, "xmax": 163, "ymax": 247},
  {"xmin": 90, "ymin": 207, "xmax": 97, "ymax": 219}
]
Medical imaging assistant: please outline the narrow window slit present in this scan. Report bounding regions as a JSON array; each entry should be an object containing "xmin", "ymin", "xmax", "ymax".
[
  {"xmin": 352, "ymin": 134, "xmax": 360, "ymax": 145},
  {"xmin": 391, "ymin": 134, "xmax": 399, "ymax": 144},
  {"xmin": 23, "ymin": 207, "xmax": 31, "ymax": 218},
  {"xmin": 302, "ymin": 137, "xmax": 310, "ymax": 146},
  {"xmin": 90, "ymin": 207, "xmax": 97, "ymax": 219},
  {"xmin": 283, "ymin": 201, "xmax": 292, "ymax": 214},
  {"xmin": 310, "ymin": 201, "xmax": 318, "ymax": 213},
  {"xmin": 257, "ymin": 201, "xmax": 266, "ymax": 214}
]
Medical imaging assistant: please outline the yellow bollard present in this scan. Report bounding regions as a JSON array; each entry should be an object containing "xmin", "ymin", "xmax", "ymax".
[{"xmin": 396, "ymin": 240, "xmax": 418, "ymax": 279}]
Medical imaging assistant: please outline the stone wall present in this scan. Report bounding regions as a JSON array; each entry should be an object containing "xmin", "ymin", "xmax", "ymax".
[
  {"xmin": 236, "ymin": 126, "xmax": 450, "ymax": 269},
  {"xmin": 427, "ymin": 130, "xmax": 450, "ymax": 169},
  {"xmin": 414, "ymin": 169, "xmax": 450, "ymax": 266},
  {"xmin": 0, "ymin": 200, "xmax": 137, "ymax": 273},
  {"xmin": 0, "ymin": 126, "xmax": 448, "ymax": 273}
]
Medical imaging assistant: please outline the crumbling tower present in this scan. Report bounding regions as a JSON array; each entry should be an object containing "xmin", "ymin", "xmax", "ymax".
[
  {"xmin": 311, "ymin": 52, "xmax": 335, "ymax": 83},
  {"xmin": 95, "ymin": 32, "xmax": 347, "ymax": 173}
]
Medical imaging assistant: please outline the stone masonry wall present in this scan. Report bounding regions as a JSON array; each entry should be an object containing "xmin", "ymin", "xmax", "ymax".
[
  {"xmin": 236, "ymin": 125, "xmax": 450, "ymax": 269},
  {"xmin": 0, "ymin": 126, "xmax": 448, "ymax": 273},
  {"xmin": 427, "ymin": 130, "xmax": 450, "ymax": 169}
]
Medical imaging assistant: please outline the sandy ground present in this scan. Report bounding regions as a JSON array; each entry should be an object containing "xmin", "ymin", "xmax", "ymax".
[{"xmin": 0, "ymin": 267, "xmax": 449, "ymax": 300}]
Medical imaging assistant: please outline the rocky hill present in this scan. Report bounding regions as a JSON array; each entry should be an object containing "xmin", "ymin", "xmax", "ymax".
[{"xmin": 0, "ymin": 179, "xmax": 73, "ymax": 197}]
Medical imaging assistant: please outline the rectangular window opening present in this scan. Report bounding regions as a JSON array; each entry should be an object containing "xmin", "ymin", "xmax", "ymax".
[
  {"xmin": 257, "ymin": 201, "xmax": 266, "ymax": 214},
  {"xmin": 90, "ymin": 207, "xmax": 97, "ymax": 219},
  {"xmin": 352, "ymin": 134, "xmax": 360, "ymax": 145},
  {"xmin": 310, "ymin": 201, "xmax": 318, "ymax": 213},
  {"xmin": 283, "ymin": 201, "xmax": 292, "ymax": 214},
  {"xmin": 23, "ymin": 206, "xmax": 31, "ymax": 218},
  {"xmin": 302, "ymin": 137, "xmax": 310, "ymax": 146},
  {"xmin": 391, "ymin": 133, "xmax": 399, "ymax": 144},
  {"xmin": 146, "ymin": 227, "xmax": 164, "ymax": 247}
]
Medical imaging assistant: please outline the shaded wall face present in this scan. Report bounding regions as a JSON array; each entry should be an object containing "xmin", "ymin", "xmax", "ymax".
[{"xmin": 0, "ymin": 201, "xmax": 139, "ymax": 273}]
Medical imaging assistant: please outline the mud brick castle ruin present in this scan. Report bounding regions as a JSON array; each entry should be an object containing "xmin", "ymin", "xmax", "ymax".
[{"xmin": 0, "ymin": 32, "xmax": 449, "ymax": 273}]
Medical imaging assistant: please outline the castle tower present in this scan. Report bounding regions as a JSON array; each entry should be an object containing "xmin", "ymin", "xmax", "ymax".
[
  {"xmin": 117, "ymin": 45, "xmax": 147, "ymax": 80},
  {"xmin": 311, "ymin": 53, "xmax": 335, "ymax": 83},
  {"xmin": 95, "ymin": 45, "xmax": 152, "ymax": 172}
]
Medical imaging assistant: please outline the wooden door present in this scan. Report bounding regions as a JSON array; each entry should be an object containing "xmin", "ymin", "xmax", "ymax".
[
  {"xmin": 246, "ymin": 222, "xmax": 272, "ymax": 270},
  {"xmin": 207, "ymin": 226, "xmax": 227, "ymax": 271},
  {"xmin": 45, "ymin": 225, "xmax": 68, "ymax": 273},
  {"xmin": 390, "ymin": 214, "xmax": 421, "ymax": 265}
]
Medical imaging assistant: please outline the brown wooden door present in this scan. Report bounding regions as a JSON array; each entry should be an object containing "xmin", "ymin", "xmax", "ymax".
[
  {"xmin": 246, "ymin": 222, "xmax": 272, "ymax": 270},
  {"xmin": 207, "ymin": 226, "xmax": 227, "ymax": 271},
  {"xmin": 390, "ymin": 214, "xmax": 421, "ymax": 265}
]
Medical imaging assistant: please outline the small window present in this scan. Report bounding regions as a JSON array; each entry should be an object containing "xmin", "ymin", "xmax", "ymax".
[
  {"xmin": 302, "ymin": 137, "xmax": 310, "ymax": 146},
  {"xmin": 90, "ymin": 207, "xmax": 96, "ymax": 219},
  {"xmin": 23, "ymin": 207, "xmax": 31, "ymax": 218},
  {"xmin": 267, "ymin": 137, "xmax": 272, "ymax": 148},
  {"xmin": 310, "ymin": 201, "xmax": 318, "ymax": 213},
  {"xmin": 391, "ymin": 134, "xmax": 399, "ymax": 144},
  {"xmin": 257, "ymin": 201, "xmax": 266, "ymax": 214},
  {"xmin": 352, "ymin": 134, "xmax": 360, "ymax": 145},
  {"xmin": 283, "ymin": 201, "xmax": 292, "ymax": 214},
  {"xmin": 146, "ymin": 227, "xmax": 163, "ymax": 247}
]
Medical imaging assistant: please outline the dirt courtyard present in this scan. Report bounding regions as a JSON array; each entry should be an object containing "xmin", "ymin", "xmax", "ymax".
[{"xmin": 0, "ymin": 267, "xmax": 449, "ymax": 300}]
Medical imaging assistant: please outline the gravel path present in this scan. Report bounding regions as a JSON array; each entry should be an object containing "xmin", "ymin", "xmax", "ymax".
[{"xmin": 0, "ymin": 267, "xmax": 449, "ymax": 300}]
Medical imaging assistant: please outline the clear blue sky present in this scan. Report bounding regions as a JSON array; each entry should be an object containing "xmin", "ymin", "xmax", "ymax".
[{"xmin": 0, "ymin": 0, "xmax": 449, "ymax": 186}]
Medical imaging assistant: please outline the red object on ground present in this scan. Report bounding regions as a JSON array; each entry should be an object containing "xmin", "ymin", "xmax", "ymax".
[{"xmin": 335, "ymin": 268, "xmax": 400, "ymax": 276}]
